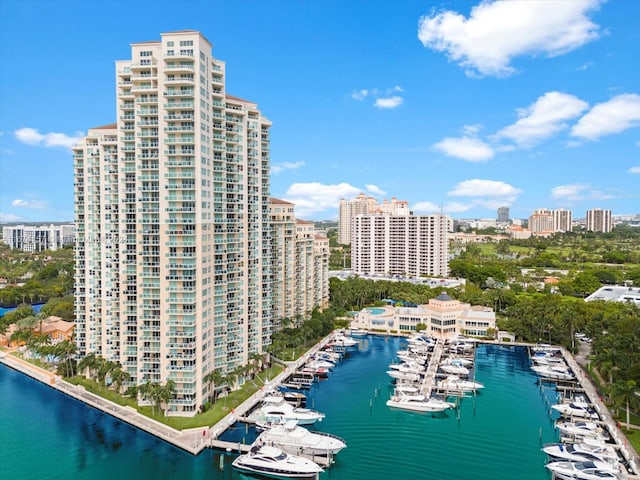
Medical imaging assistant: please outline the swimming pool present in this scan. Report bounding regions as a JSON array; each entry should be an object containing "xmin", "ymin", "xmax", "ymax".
[{"xmin": 366, "ymin": 307, "xmax": 386, "ymax": 315}]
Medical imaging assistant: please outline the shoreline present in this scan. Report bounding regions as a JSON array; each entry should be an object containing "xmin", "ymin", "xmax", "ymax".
[
  {"xmin": 2, "ymin": 335, "xmax": 639, "ymax": 476},
  {"xmin": 0, "ymin": 332, "xmax": 336, "ymax": 456}
]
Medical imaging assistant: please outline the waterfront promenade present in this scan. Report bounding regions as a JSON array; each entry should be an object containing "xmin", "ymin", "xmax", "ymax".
[
  {"xmin": 0, "ymin": 331, "xmax": 336, "ymax": 455},
  {"xmin": 2, "ymin": 334, "xmax": 639, "ymax": 478}
]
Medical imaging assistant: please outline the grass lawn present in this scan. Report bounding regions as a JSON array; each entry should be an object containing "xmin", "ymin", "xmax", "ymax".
[
  {"xmin": 621, "ymin": 428, "xmax": 640, "ymax": 455},
  {"xmin": 66, "ymin": 364, "xmax": 284, "ymax": 430}
]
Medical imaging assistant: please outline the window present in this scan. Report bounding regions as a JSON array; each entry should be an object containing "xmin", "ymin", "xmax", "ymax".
[
  {"xmin": 167, "ymin": 41, "xmax": 174, "ymax": 47},
  {"xmin": 140, "ymin": 51, "xmax": 153, "ymax": 57},
  {"xmin": 180, "ymin": 40, "xmax": 193, "ymax": 46}
]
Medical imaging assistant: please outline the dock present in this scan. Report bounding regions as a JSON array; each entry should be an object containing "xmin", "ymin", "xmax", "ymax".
[{"xmin": 419, "ymin": 339, "xmax": 444, "ymax": 397}]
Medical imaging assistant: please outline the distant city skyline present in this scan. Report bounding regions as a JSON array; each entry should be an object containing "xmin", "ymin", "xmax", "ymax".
[{"xmin": 1, "ymin": 1, "xmax": 639, "ymax": 222}]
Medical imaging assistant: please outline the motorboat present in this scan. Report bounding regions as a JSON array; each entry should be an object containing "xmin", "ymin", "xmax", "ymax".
[
  {"xmin": 437, "ymin": 375, "xmax": 484, "ymax": 394},
  {"xmin": 306, "ymin": 359, "xmax": 334, "ymax": 370},
  {"xmin": 394, "ymin": 384, "xmax": 420, "ymax": 396},
  {"xmin": 545, "ymin": 460, "xmax": 620, "ymax": 480},
  {"xmin": 441, "ymin": 356, "xmax": 473, "ymax": 367},
  {"xmin": 555, "ymin": 421, "xmax": 610, "ymax": 442},
  {"xmin": 552, "ymin": 399, "xmax": 599, "ymax": 419},
  {"xmin": 248, "ymin": 397, "xmax": 325, "ymax": 425},
  {"xmin": 387, "ymin": 370, "xmax": 421, "ymax": 382},
  {"xmin": 388, "ymin": 362, "xmax": 424, "ymax": 374},
  {"xmin": 349, "ymin": 328, "xmax": 368, "ymax": 338},
  {"xmin": 299, "ymin": 366, "xmax": 330, "ymax": 378},
  {"xmin": 330, "ymin": 334, "xmax": 358, "ymax": 348},
  {"xmin": 386, "ymin": 395, "xmax": 455, "ymax": 413},
  {"xmin": 440, "ymin": 364, "xmax": 470, "ymax": 376},
  {"xmin": 275, "ymin": 389, "xmax": 307, "ymax": 407},
  {"xmin": 232, "ymin": 445, "xmax": 324, "ymax": 478},
  {"xmin": 257, "ymin": 420, "xmax": 346, "ymax": 456},
  {"xmin": 531, "ymin": 351, "xmax": 565, "ymax": 365},
  {"xmin": 396, "ymin": 352, "xmax": 427, "ymax": 365},
  {"xmin": 531, "ymin": 343, "xmax": 562, "ymax": 354},
  {"xmin": 542, "ymin": 441, "xmax": 619, "ymax": 464},
  {"xmin": 531, "ymin": 365, "xmax": 575, "ymax": 381}
]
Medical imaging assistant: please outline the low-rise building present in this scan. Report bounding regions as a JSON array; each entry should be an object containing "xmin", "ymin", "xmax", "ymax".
[
  {"xmin": 585, "ymin": 285, "xmax": 640, "ymax": 306},
  {"xmin": 352, "ymin": 293, "xmax": 496, "ymax": 339}
]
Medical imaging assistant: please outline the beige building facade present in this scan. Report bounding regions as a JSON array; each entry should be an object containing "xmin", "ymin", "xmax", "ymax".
[
  {"xmin": 351, "ymin": 214, "xmax": 449, "ymax": 278},
  {"xmin": 74, "ymin": 31, "xmax": 273, "ymax": 416}
]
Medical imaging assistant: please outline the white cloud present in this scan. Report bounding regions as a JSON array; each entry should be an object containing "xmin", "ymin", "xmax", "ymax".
[
  {"xmin": 351, "ymin": 89, "xmax": 369, "ymax": 101},
  {"xmin": 577, "ymin": 61, "xmax": 594, "ymax": 71},
  {"xmin": 14, "ymin": 127, "xmax": 84, "ymax": 149},
  {"xmin": 374, "ymin": 96, "xmax": 403, "ymax": 109},
  {"xmin": 0, "ymin": 212, "xmax": 22, "ymax": 222},
  {"xmin": 351, "ymin": 86, "xmax": 404, "ymax": 108},
  {"xmin": 629, "ymin": 166, "xmax": 640, "ymax": 174},
  {"xmin": 11, "ymin": 198, "xmax": 45, "ymax": 209},
  {"xmin": 551, "ymin": 183, "xmax": 615, "ymax": 202},
  {"xmin": 551, "ymin": 184, "xmax": 589, "ymax": 201},
  {"xmin": 433, "ymin": 136, "xmax": 494, "ymax": 162},
  {"xmin": 282, "ymin": 182, "xmax": 361, "ymax": 218},
  {"xmin": 271, "ymin": 161, "xmax": 305, "ymax": 174},
  {"xmin": 365, "ymin": 184, "xmax": 386, "ymax": 196},
  {"xmin": 418, "ymin": 0, "xmax": 602, "ymax": 77},
  {"xmin": 448, "ymin": 179, "xmax": 522, "ymax": 198},
  {"xmin": 494, "ymin": 91, "xmax": 589, "ymax": 146},
  {"xmin": 413, "ymin": 201, "xmax": 474, "ymax": 214},
  {"xmin": 571, "ymin": 93, "xmax": 640, "ymax": 140}
]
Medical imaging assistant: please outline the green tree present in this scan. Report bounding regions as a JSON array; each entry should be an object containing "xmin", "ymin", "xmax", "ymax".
[{"xmin": 610, "ymin": 380, "xmax": 639, "ymax": 429}]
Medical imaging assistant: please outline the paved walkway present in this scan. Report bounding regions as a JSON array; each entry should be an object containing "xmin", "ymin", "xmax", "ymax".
[
  {"xmin": 0, "ymin": 332, "xmax": 337, "ymax": 455},
  {"xmin": 560, "ymin": 343, "xmax": 640, "ymax": 478}
]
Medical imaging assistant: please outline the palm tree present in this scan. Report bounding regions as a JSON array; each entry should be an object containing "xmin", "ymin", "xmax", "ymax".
[
  {"xmin": 610, "ymin": 380, "xmax": 639, "ymax": 429},
  {"xmin": 138, "ymin": 380, "xmax": 159, "ymax": 415},
  {"xmin": 204, "ymin": 369, "xmax": 223, "ymax": 403},
  {"xmin": 78, "ymin": 353, "xmax": 100, "ymax": 379},
  {"xmin": 110, "ymin": 366, "xmax": 131, "ymax": 394},
  {"xmin": 54, "ymin": 340, "xmax": 77, "ymax": 377},
  {"xmin": 158, "ymin": 380, "xmax": 176, "ymax": 416}
]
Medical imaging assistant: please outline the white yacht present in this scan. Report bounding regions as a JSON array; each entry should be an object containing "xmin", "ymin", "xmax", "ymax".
[
  {"xmin": 393, "ymin": 384, "xmax": 420, "ymax": 396},
  {"xmin": 543, "ymin": 441, "xmax": 619, "ymax": 464},
  {"xmin": 545, "ymin": 460, "xmax": 620, "ymax": 480},
  {"xmin": 552, "ymin": 399, "xmax": 599, "ymax": 419},
  {"xmin": 531, "ymin": 364, "xmax": 574, "ymax": 381},
  {"xmin": 441, "ymin": 356, "xmax": 473, "ymax": 367},
  {"xmin": 437, "ymin": 375, "xmax": 484, "ymax": 394},
  {"xmin": 440, "ymin": 364, "xmax": 470, "ymax": 376},
  {"xmin": 349, "ymin": 328, "xmax": 368, "ymax": 338},
  {"xmin": 555, "ymin": 421, "xmax": 610, "ymax": 442},
  {"xmin": 232, "ymin": 445, "xmax": 324, "ymax": 478},
  {"xmin": 387, "ymin": 370, "xmax": 421, "ymax": 382},
  {"xmin": 330, "ymin": 334, "xmax": 358, "ymax": 348},
  {"xmin": 248, "ymin": 397, "xmax": 325, "ymax": 426},
  {"xmin": 386, "ymin": 395, "xmax": 455, "ymax": 413},
  {"xmin": 257, "ymin": 420, "xmax": 347, "ymax": 456}
]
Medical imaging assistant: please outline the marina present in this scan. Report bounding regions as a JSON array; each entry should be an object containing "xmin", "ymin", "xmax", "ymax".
[{"xmin": 2, "ymin": 333, "xmax": 639, "ymax": 479}]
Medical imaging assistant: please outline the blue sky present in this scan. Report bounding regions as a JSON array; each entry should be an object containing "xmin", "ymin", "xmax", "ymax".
[{"xmin": 1, "ymin": 0, "xmax": 639, "ymax": 223}]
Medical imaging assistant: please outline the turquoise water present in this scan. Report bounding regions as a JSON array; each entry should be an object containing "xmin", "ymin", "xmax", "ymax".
[
  {"xmin": 1, "ymin": 338, "xmax": 558, "ymax": 479},
  {"xmin": 366, "ymin": 307, "xmax": 386, "ymax": 315}
]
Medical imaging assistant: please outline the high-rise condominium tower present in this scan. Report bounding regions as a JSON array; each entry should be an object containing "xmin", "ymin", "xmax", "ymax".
[
  {"xmin": 338, "ymin": 193, "xmax": 409, "ymax": 246},
  {"xmin": 351, "ymin": 214, "xmax": 449, "ymax": 277},
  {"xmin": 586, "ymin": 208, "xmax": 612, "ymax": 233},
  {"xmin": 73, "ymin": 31, "xmax": 273, "ymax": 416},
  {"xmin": 552, "ymin": 208, "xmax": 573, "ymax": 233}
]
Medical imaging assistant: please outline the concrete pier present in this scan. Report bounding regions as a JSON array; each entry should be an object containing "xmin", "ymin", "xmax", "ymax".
[{"xmin": 419, "ymin": 339, "xmax": 444, "ymax": 397}]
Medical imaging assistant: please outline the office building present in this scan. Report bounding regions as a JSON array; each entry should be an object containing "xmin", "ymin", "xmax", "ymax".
[
  {"xmin": 73, "ymin": 31, "xmax": 273, "ymax": 416},
  {"xmin": 497, "ymin": 206, "xmax": 510, "ymax": 223},
  {"xmin": 351, "ymin": 214, "xmax": 449, "ymax": 277},
  {"xmin": 586, "ymin": 208, "xmax": 612, "ymax": 233}
]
